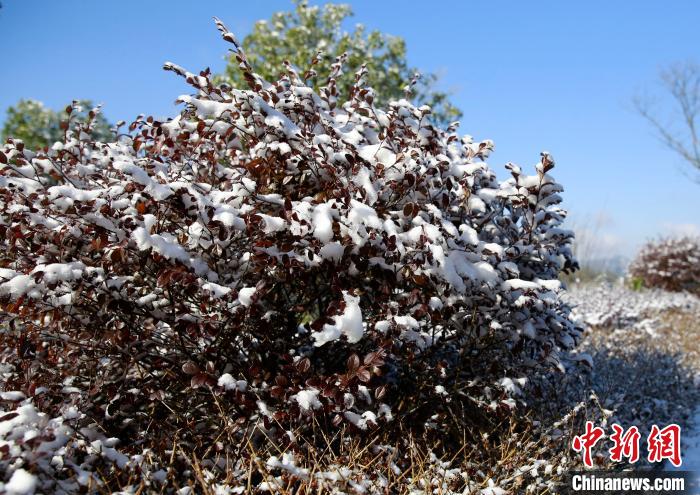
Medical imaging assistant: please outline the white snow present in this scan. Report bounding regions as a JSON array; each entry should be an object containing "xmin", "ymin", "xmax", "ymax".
[
  {"xmin": 0, "ymin": 391, "xmax": 26, "ymax": 401},
  {"xmin": 4, "ymin": 469, "xmax": 37, "ymax": 494},
  {"xmin": 217, "ymin": 374, "xmax": 247, "ymax": 392},
  {"xmin": 344, "ymin": 410, "xmax": 377, "ymax": 430},
  {"xmin": 667, "ymin": 405, "xmax": 700, "ymax": 472},
  {"xmin": 429, "ymin": 297, "xmax": 443, "ymax": 310},
  {"xmin": 257, "ymin": 213, "xmax": 286, "ymax": 233},
  {"xmin": 498, "ymin": 377, "xmax": 526, "ymax": 396},
  {"xmin": 312, "ymin": 202, "xmax": 335, "ymax": 242},
  {"xmin": 237, "ymin": 287, "xmax": 256, "ymax": 307},
  {"xmin": 374, "ymin": 320, "xmax": 391, "ymax": 333},
  {"xmin": 480, "ymin": 480, "xmax": 506, "ymax": 495},
  {"xmin": 318, "ymin": 242, "xmax": 344, "ymax": 262},
  {"xmin": 312, "ymin": 291, "xmax": 364, "ymax": 346},
  {"xmin": 113, "ymin": 160, "xmax": 173, "ymax": 200},
  {"xmin": 266, "ymin": 453, "xmax": 309, "ymax": 480},
  {"xmin": 292, "ymin": 388, "xmax": 321, "ymax": 412},
  {"xmin": 202, "ymin": 282, "xmax": 232, "ymax": 298},
  {"xmin": 132, "ymin": 228, "xmax": 210, "ymax": 277},
  {"xmin": 566, "ymin": 283, "xmax": 698, "ymax": 329},
  {"xmin": 503, "ymin": 279, "xmax": 540, "ymax": 291}
]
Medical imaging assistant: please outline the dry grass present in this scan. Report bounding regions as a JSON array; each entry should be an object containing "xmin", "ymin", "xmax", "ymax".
[{"xmin": 81, "ymin": 390, "xmax": 606, "ymax": 494}]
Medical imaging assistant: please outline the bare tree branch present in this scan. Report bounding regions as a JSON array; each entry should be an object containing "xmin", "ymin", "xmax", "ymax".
[{"xmin": 635, "ymin": 61, "xmax": 700, "ymax": 182}]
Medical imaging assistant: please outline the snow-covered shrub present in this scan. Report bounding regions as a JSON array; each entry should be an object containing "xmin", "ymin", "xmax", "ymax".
[
  {"xmin": 628, "ymin": 237, "xmax": 700, "ymax": 294},
  {"xmin": 0, "ymin": 18, "xmax": 579, "ymax": 463},
  {"xmin": 0, "ymin": 395, "xmax": 134, "ymax": 494}
]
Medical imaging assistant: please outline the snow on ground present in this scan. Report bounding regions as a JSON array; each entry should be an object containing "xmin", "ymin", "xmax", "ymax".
[
  {"xmin": 667, "ymin": 405, "xmax": 700, "ymax": 472},
  {"xmin": 569, "ymin": 282, "xmax": 700, "ymax": 472},
  {"xmin": 566, "ymin": 282, "xmax": 699, "ymax": 331},
  {"xmin": 682, "ymin": 407, "xmax": 700, "ymax": 471}
]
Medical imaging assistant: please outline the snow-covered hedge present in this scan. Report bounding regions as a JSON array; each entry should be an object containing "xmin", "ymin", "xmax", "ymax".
[
  {"xmin": 628, "ymin": 237, "xmax": 700, "ymax": 295},
  {"xmin": 0, "ymin": 18, "xmax": 579, "ymax": 482}
]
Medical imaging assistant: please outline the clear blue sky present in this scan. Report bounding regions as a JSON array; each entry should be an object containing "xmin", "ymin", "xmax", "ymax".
[{"xmin": 1, "ymin": 0, "xmax": 699, "ymax": 259}]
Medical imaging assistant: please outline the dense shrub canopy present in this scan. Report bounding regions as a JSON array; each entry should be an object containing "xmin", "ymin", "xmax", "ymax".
[
  {"xmin": 628, "ymin": 237, "xmax": 700, "ymax": 294},
  {"xmin": 0, "ymin": 18, "xmax": 580, "ymax": 490}
]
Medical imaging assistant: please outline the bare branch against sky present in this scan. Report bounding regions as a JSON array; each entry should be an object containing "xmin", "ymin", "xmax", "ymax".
[{"xmin": 636, "ymin": 62, "xmax": 700, "ymax": 182}]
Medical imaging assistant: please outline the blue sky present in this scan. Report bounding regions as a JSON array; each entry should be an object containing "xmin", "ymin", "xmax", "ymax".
[{"xmin": 1, "ymin": 0, "xmax": 699, "ymax": 259}]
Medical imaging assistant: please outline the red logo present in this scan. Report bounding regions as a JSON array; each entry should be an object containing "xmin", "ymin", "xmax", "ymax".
[
  {"xmin": 609, "ymin": 424, "xmax": 641, "ymax": 463},
  {"xmin": 572, "ymin": 421, "xmax": 606, "ymax": 467},
  {"xmin": 573, "ymin": 422, "xmax": 682, "ymax": 467},
  {"xmin": 647, "ymin": 424, "xmax": 682, "ymax": 467}
]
